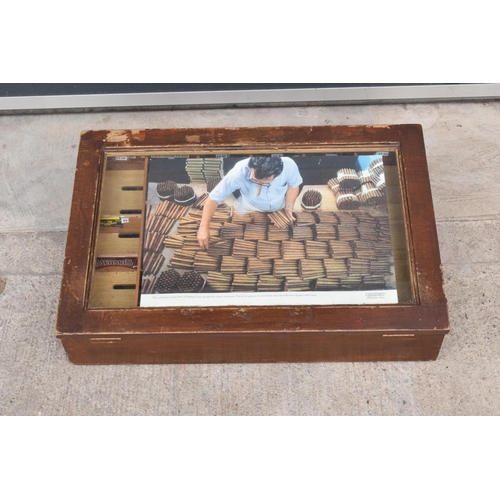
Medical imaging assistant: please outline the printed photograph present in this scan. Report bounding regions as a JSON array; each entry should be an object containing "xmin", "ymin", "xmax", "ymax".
[{"xmin": 138, "ymin": 152, "xmax": 398, "ymax": 307}]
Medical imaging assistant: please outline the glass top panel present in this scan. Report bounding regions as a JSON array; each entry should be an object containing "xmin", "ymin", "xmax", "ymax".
[{"xmin": 88, "ymin": 150, "xmax": 414, "ymax": 308}]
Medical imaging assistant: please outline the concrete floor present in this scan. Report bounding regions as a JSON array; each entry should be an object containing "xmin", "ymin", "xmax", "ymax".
[{"xmin": 0, "ymin": 101, "xmax": 499, "ymax": 416}]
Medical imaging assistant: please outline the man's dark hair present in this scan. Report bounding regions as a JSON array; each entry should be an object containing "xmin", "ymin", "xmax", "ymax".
[{"xmin": 249, "ymin": 156, "xmax": 284, "ymax": 179}]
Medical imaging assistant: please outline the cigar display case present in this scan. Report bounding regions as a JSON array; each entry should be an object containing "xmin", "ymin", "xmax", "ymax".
[{"xmin": 56, "ymin": 126, "xmax": 449, "ymax": 364}]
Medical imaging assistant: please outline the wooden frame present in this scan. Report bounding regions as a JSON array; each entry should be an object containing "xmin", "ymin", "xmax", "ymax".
[{"xmin": 55, "ymin": 126, "xmax": 449, "ymax": 364}]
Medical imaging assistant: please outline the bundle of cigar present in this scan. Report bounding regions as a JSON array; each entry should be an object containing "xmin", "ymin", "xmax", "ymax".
[
  {"xmin": 141, "ymin": 277, "xmax": 157, "ymax": 294},
  {"xmin": 243, "ymin": 224, "xmax": 268, "ymax": 241},
  {"xmin": 301, "ymin": 190, "xmax": 322, "ymax": 210},
  {"xmin": 337, "ymin": 168, "xmax": 361, "ymax": 190},
  {"xmin": 305, "ymin": 240, "xmax": 330, "ymax": 259},
  {"xmin": 273, "ymin": 259, "xmax": 299, "ymax": 277},
  {"xmin": 328, "ymin": 241, "xmax": 355, "ymax": 259},
  {"xmin": 294, "ymin": 211, "xmax": 318, "ymax": 226},
  {"xmin": 363, "ymin": 276, "xmax": 387, "ymax": 289},
  {"xmin": 370, "ymin": 257, "xmax": 392, "ymax": 275},
  {"xmin": 285, "ymin": 277, "xmax": 314, "ymax": 291},
  {"xmin": 168, "ymin": 249, "xmax": 196, "ymax": 270},
  {"xmin": 155, "ymin": 269, "xmax": 181, "ymax": 293},
  {"xmin": 176, "ymin": 215, "xmax": 200, "ymax": 236},
  {"xmin": 267, "ymin": 226, "xmax": 291, "ymax": 241},
  {"xmin": 194, "ymin": 252, "xmax": 221, "ymax": 273},
  {"xmin": 185, "ymin": 158, "xmax": 205, "ymax": 183},
  {"xmin": 231, "ymin": 213, "xmax": 253, "ymax": 224},
  {"xmin": 178, "ymin": 270, "xmax": 205, "ymax": 293},
  {"xmin": 257, "ymin": 276, "xmax": 284, "ymax": 292},
  {"xmin": 315, "ymin": 278, "xmax": 341, "ymax": 291},
  {"xmin": 247, "ymin": 258, "xmax": 274, "ymax": 275},
  {"xmin": 353, "ymin": 241, "xmax": 378, "ymax": 259},
  {"xmin": 153, "ymin": 199, "xmax": 190, "ymax": 219},
  {"xmin": 268, "ymin": 209, "xmax": 295, "ymax": 228},
  {"xmin": 163, "ymin": 233, "xmax": 185, "ymax": 249},
  {"xmin": 249, "ymin": 211, "xmax": 270, "ymax": 224},
  {"xmin": 221, "ymin": 222, "xmax": 245, "ymax": 239},
  {"xmin": 202, "ymin": 158, "xmax": 223, "ymax": 180},
  {"xmin": 314, "ymin": 223, "xmax": 337, "ymax": 241},
  {"xmin": 142, "ymin": 251, "xmax": 165, "ymax": 276},
  {"xmin": 173, "ymin": 185, "xmax": 196, "ymax": 206},
  {"xmin": 335, "ymin": 189, "xmax": 361, "ymax": 210},
  {"xmin": 327, "ymin": 177, "xmax": 340, "ymax": 194},
  {"xmin": 339, "ymin": 276, "xmax": 363, "ymax": 289},
  {"xmin": 323, "ymin": 258, "xmax": 349, "ymax": 278},
  {"xmin": 181, "ymin": 235, "xmax": 204, "ymax": 252},
  {"xmin": 206, "ymin": 237, "xmax": 233, "ymax": 257},
  {"xmin": 156, "ymin": 180, "xmax": 178, "ymax": 200},
  {"xmin": 358, "ymin": 182, "xmax": 386, "ymax": 207},
  {"xmin": 232, "ymin": 275, "xmax": 258, "ymax": 292},
  {"xmin": 221, "ymin": 256, "xmax": 247, "ymax": 274},
  {"xmin": 257, "ymin": 240, "xmax": 282, "ymax": 259},
  {"xmin": 206, "ymin": 176, "xmax": 221, "ymax": 193},
  {"xmin": 358, "ymin": 169, "xmax": 372, "ymax": 185},
  {"xmin": 347, "ymin": 258, "xmax": 371, "ymax": 276},
  {"xmin": 232, "ymin": 239, "xmax": 257, "ymax": 258},
  {"xmin": 206, "ymin": 271, "xmax": 232, "ymax": 292},
  {"xmin": 144, "ymin": 231, "xmax": 166, "ymax": 254},
  {"xmin": 192, "ymin": 192, "xmax": 209, "ymax": 209},
  {"xmin": 282, "ymin": 241, "xmax": 306, "ymax": 260},
  {"xmin": 299, "ymin": 259, "xmax": 326, "ymax": 280},
  {"xmin": 316, "ymin": 212, "xmax": 339, "ymax": 224},
  {"xmin": 291, "ymin": 225, "xmax": 314, "ymax": 241}
]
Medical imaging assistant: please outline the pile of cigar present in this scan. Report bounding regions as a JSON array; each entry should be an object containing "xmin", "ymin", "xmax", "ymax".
[
  {"xmin": 185, "ymin": 157, "xmax": 223, "ymax": 184},
  {"xmin": 148, "ymin": 207, "xmax": 395, "ymax": 294},
  {"xmin": 327, "ymin": 158, "xmax": 387, "ymax": 209}
]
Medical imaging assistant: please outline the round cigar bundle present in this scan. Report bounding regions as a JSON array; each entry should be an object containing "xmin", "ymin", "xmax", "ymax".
[
  {"xmin": 301, "ymin": 189, "xmax": 322, "ymax": 210},
  {"xmin": 173, "ymin": 185, "xmax": 197, "ymax": 206},
  {"xmin": 155, "ymin": 269, "xmax": 181, "ymax": 293},
  {"xmin": 358, "ymin": 169, "xmax": 372, "ymax": 185},
  {"xmin": 358, "ymin": 182, "xmax": 386, "ymax": 206},
  {"xmin": 178, "ymin": 270, "xmax": 205, "ymax": 293},
  {"xmin": 337, "ymin": 168, "xmax": 361, "ymax": 190},
  {"xmin": 335, "ymin": 189, "xmax": 361, "ymax": 210},
  {"xmin": 156, "ymin": 180, "xmax": 178, "ymax": 200},
  {"xmin": 327, "ymin": 177, "xmax": 340, "ymax": 194},
  {"xmin": 206, "ymin": 176, "xmax": 221, "ymax": 193}
]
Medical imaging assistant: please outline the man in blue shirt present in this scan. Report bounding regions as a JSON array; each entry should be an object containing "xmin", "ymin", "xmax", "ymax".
[{"xmin": 197, "ymin": 156, "xmax": 303, "ymax": 250}]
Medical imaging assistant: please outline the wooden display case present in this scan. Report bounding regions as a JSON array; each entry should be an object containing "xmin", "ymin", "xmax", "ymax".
[{"xmin": 56, "ymin": 126, "xmax": 449, "ymax": 364}]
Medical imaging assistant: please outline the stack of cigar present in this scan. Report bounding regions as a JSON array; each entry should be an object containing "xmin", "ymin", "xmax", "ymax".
[
  {"xmin": 314, "ymin": 224, "xmax": 337, "ymax": 241},
  {"xmin": 202, "ymin": 158, "xmax": 223, "ymax": 180},
  {"xmin": 185, "ymin": 158, "xmax": 205, "ymax": 183},
  {"xmin": 353, "ymin": 241, "xmax": 377, "ymax": 259},
  {"xmin": 340, "ymin": 276, "xmax": 363, "ymax": 289},
  {"xmin": 347, "ymin": 258, "xmax": 371, "ymax": 277},
  {"xmin": 247, "ymin": 258, "xmax": 273, "ymax": 275},
  {"xmin": 232, "ymin": 275, "xmax": 258, "ymax": 292},
  {"xmin": 181, "ymin": 235, "xmax": 204, "ymax": 252},
  {"xmin": 299, "ymin": 259, "xmax": 326, "ymax": 280},
  {"xmin": 221, "ymin": 222, "xmax": 245, "ymax": 239},
  {"xmin": 257, "ymin": 275, "xmax": 284, "ymax": 292},
  {"xmin": 370, "ymin": 256, "xmax": 392, "ymax": 275},
  {"xmin": 305, "ymin": 240, "xmax": 330, "ymax": 260},
  {"xmin": 194, "ymin": 252, "xmax": 221, "ymax": 273},
  {"xmin": 244, "ymin": 224, "xmax": 268, "ymax": 241},
  {"xmin": 206, "ymin": 271, "xmax": 232, "ymax": 292},
  {"xmin": 257, "ymin": 240, "xmax": 282, "ymax": 259},
  {"xmin": 323, "ymin": 258, "xmax": 349, "ymax": 278},
  {"xmin": 316, "ymin": 212, "xmax": 339, "ymax": 224},
  {"xmin": 327, "ymin": 177, "xmax": 340, "ymax": 194},
  {"xmin": 328, "ymin": 241, "xmax": 355, "ymax": 259},
  {"xmin": 141, "ymin": 277, "xmax": 157, "ymax": 294},
  {"xmin": 285, "ymin": 277, "xmax": 314, "ymax": 291},
  {"xmin": 315, "ymin": 278, "xmax": 341, "ymax": 291},
  {"xmin": 291, "ymin": 225, "xmax": 314, "ymax": 241},
  {"xmin": 168, "ymin": 249, "xmax": 196, "ymax": 270},
  {"xmin": 273, "ymin": 259, "xmax": 299, "ymax": 278},
  {"xmin": 221, "ymin": 256, "xmax": 247, "ymax": 274},
  {"xmin": 267, "ymin": 226, "xmax": 290, "ymax": 241},
  {"xmin": 250, "ymin": 211, "xmax": 270, "ymax": 224},
  {"xmin": 232, "ymin": 239, "xmax": 258, "ymax": 258},
  {"xmin": 192, "ymin": 192, "xmax": 209, "ymax": 209},
  {"xmin": 363, "ymin": 276, "xmax": 387, "ymax": 289},
  {"xmin": 163, "ymin": 233, "xmax": 184, "ymax": 249},
  {"xmin": 294, "ymin": 212, "xmax": 317, "ymax": 226},
  {"xmin": 282, "ymin": 241, "xmax": 306, "ymax": 260},
  {"xmin": 142, "ymin": 251, "xmax": 165, "ymax": 276},
  {"xmin": 231, "ymin": 213, "xmax": 253, "ymax": 224},
  {"xmin": 268, "ymin": 210, "xmax": 295, "ymax": 228},
  {"xmin": 206, "ymin": 237, "xmax": 233, "ymax": 257}
]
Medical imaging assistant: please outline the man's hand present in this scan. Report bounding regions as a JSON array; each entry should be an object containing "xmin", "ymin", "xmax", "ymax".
[
  {"xmin": 284, "ymin": 206, "xmax": 296, "ymax": 222},
  {"xmin": 197, "ymin": 225, "xmax": 210, "ymax": 250}
]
